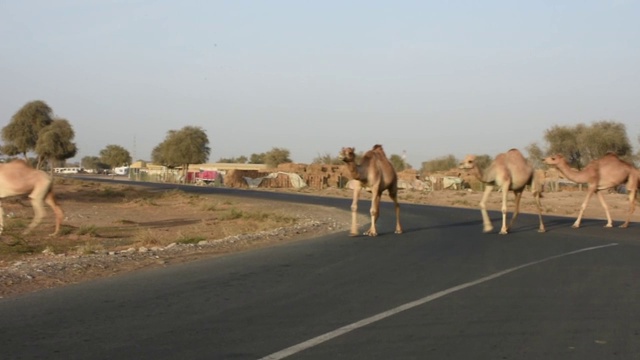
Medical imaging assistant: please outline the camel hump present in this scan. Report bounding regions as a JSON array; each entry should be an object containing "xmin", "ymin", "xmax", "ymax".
[
  {"xmin": 10, "ymin": 159, "xmax": 29, "ymax": 166},
  {"xmin": 604, "ymin": 152, "xmax": 626, "ymax": 161},
  {"xmin": 4, "ymin": 159, "xmax": 34, "ymax": 171}
]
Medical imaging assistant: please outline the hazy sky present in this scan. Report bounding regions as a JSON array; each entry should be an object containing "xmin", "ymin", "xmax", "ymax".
[{"xmin": 1, "ymin": 1, "xmax": 639, "ymax": 168}]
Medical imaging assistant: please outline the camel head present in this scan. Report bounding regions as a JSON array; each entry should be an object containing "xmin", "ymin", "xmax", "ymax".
[
  {"xmin": 543, "ymin": 154, "xmax": 566, "ymax": 166},
  {"xmin": 338, "ymin": 147, "xmax": 356, "ymax": 163},
  {"xmin": 459, "ymin": 155, "xmax": 477, "ymax": 170}
]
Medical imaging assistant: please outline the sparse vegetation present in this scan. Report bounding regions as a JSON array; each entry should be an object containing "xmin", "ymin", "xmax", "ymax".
[
  {"xmin": 115, "ymin": 219, "xmax": 137, "ymax": 225},
  {"xmin": 202, "ymin": 203, "xmax": 219, "ymax": 212},
  {"xmin": 97, "ymin": 187, "xmax": 127, "ymax": 198},
  {"xmin": 57, "ymin": 226, "xmax": 74, "ymax": 236},
  {"xmin": 221, "ymin": 208, "xmax": 244, "ymax": 220},
  {"xmin": 450, "ymin": 199, "xmax": 472, "ymax": 207},
  {"xmin": 77, "ymin": 225, "xmax": 99, "ymax": 237},
  {"xmin": 133, "ymin": 229, "xmax": 162, "ymax": 246},
  {"xmin": 3, "ymin": 219, "xmax": 27, "ymax": 233},
  {"xmin": 176, "ymin": 234, "xmax": 207, "ymax": 245},
  {"xmin": 0, "ymin": 240, "xmax": 39, "ymax": 256},
  {"xmin": 75, "ymin": 243, "xmax": 106, "ymax": 255}
]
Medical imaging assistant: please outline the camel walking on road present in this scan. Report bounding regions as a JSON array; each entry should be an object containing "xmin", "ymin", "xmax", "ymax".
[
  {"xmin": 543, "ymin": 153, "xmax": 638, "ymax": 228},
  {"xmin": 460, "ymin": 149, "xmax": 545, "ymax": 234},
  {"xmin": 339, "ymin": 145, "xmax": 402, "ymax": 237}
]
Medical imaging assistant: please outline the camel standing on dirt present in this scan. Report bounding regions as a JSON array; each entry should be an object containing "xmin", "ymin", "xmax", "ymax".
[
  {"xmin": 460, "ymin": 149, "xmax": 545, "ymax": 234},
  {"xmin": 339, "ymin": 145, "xmax": 402, "ymax": 236},
  {"xmin": 543, "ymin": 153, "xmax": 638, "ymax": 228},
  {"xmin": 0, "ymin": 160, "xmax": 63, "ymax": 236}
]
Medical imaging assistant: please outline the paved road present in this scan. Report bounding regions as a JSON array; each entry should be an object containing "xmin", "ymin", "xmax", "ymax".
[{"xmin": 1, "ymin": 181, "xmax": 639, "ymax": 359}]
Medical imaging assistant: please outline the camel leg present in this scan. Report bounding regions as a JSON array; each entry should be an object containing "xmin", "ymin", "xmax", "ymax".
[
  {"xmin": 533, "ymin": 192, "xmax": 546, "ymax": 233},
  {"xmin": 349, "ymin": 184, "xmax": 362, "ymax": 236},
  {"xmin": 507, "ymin": 190, "xmax": 523, "ymax": 233},
  {"xmin": 620, "ymin": 179, "xmax": 638, "ymax": 228},
  {"xmin": 479, "ymin": 185, "xmax": 494, "ymax": 233},
  {"xmin": 0, "ymin": 201, "xmax": 4, "ymax": 236},
  {"xmin": 498, "ymin": 182, "xmax": 511, "ymax": 235},
  {"xmin": 45, "ymin": 192, "xmax": 64, "ymax": 235},
  {"xmin": 365, "ymin": 190, "xmax": 381, "ymax": 236},
  {"xmin": 595, "ymin": 192, "xmax": 613, "ymax": 228},
  {"xmin": 573, "ymin": 190, "xmax": 596, "ymax": 228},
  {"xmin": 389, "ymin": 190, "xmax": 402, "ymax": 234},
  {"xmin": 619, "ymin": 189, "xmax": 636, "ymax": 228},
  {"xmin": 25, "ymin": 197, "xmax": 46, "ymax": 235}
]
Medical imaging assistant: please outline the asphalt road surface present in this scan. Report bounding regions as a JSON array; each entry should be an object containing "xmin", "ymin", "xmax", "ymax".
[{"xmin": 1, "ymin": 180, "xmax": 639, "ymax": 359}]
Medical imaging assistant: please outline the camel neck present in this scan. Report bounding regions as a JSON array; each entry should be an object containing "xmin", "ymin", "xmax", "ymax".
[
  {"xmin": 554, "ymin": 161, "xmax": 586, "ymax": 183},
  {"xmin": 345, "ymin": 161, "xmax": 365, "ymax": 181},
  {"xmin": 469, "ymin": 166, "xmax": 486, "ymax": 183}
]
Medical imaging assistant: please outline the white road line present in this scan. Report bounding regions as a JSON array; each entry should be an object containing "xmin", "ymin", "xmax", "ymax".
[{"xmin": 259, "ymin": 243, "xmax": 619, "ymax": 360}]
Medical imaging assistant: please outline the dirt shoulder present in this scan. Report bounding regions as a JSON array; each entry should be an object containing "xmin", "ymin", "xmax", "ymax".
[{"xmin": 1, "ymin": 179, "xmax": 637, "ymax": 299}]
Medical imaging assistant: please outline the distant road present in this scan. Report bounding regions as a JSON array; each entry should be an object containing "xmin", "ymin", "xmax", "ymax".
[{"xmin": 1, "ymin": 178, "xmax": 639, "ymax": 359}]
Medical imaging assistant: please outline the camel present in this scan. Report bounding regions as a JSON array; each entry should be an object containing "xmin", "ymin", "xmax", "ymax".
[
  {"xmin": 543, "ymin": 153, "xmax": 638, "ymax": 228},
  {"xmin": 0, "ymin": 160, "xmax": 63, "ymax": 236},
  {"xmin": 459, "ymin": 149, "xmax": 545, "ymax": 234},
  {"xmin": 338, "ymin": 144, "xmax": 402, "ymax": 236}
]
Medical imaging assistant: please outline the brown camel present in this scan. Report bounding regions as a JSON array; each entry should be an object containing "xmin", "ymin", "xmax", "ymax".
[
  {"xmin": 0, "ymin": 160, "xmax": 64, "ymax": 236},
  {"xmin": 543, "ymin": 153, "xmax": 638, "ymax": 228},
  {"xmin": 338, "ymin": 144, "xmax": 402, "ymax": 236},
  {"xmin": 460, "ymin": 149, "xmax": 545, "ymax": 234}
]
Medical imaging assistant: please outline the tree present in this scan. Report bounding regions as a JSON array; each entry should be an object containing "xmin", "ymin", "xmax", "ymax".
[
  {"xmin": 81, "ymin": 156, "xmax": 109, "ymax": 172},
  {"xmin": 544, "ymin": 121, "xmax": 631, "ymax": 169},
  {"xmin": 264, "ymin": 147, "xmax": 292, "ymax": 168},
  {"xmin": 420, "ymin": 154, "xmax": 458, "ymax": 174},
  {"xmin": 311, "ymin": 152, "xmax": 342, "ymax": 165},
  {"xmin": 172, "ymin": 126, "xmax": 210, "ymax": 165},
  {"xmin": 151, "ymin": 131, "xmax": 175, "ymax": 167},
  {"xmin": 578, "ymin": 121, "xmax": 631, "ymax": 161},
  {"xmin": 525, "ymin": 142, "xmax": 544, "ymax": 168},
  {"xmin": 100, "ymin": 144, "xmax": 132, "ymax": 169},
  {"xmin": 248, "ymin": 148, "xmax": 292, "ymax": 167},
  {"xmin": 1, "ymin": 100, "xmax": 54, "ymax": 159},
  {"xmin": 249, "ymin": 153, "xmax": 266, "ymax": 164},
  {"xmin": 34, "ymin": 118, "xmax": 78, "ymax": 171},
  {"xmin": 151, "ymin": 126, "xmax": 210, "ymax": 182},
  {"xmin": 544, "ymin": 124, "xmax": 583, "ymax": 167},
  {"xmin": 1, "ymin": 144, "xmax": 21, "ymax": 157},
  {"xmin": 389, "ymin": 153, "xmax": 409, "ymax": 172},
  {"xmin": 218, "ymin": 155, "xmax": 248, "ymax": 163},
  {"xmin": 635, "ymin": 134, "xmax": 640, "ymax": 166}
]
